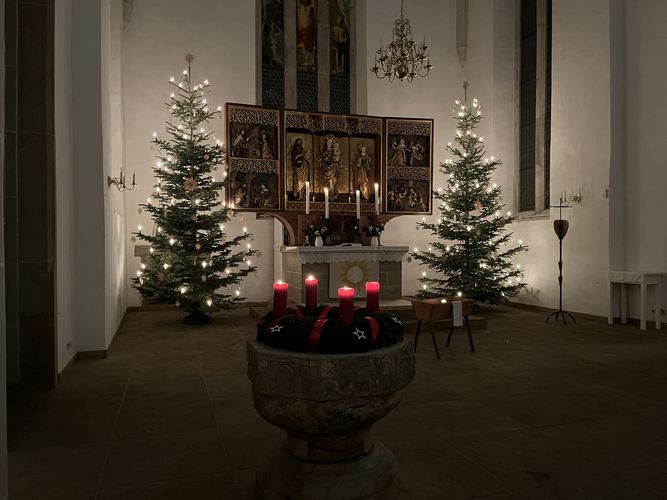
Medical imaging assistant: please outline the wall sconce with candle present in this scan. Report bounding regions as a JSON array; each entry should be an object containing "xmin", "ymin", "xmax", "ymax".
[{"xmin": 107, "ymin": 169, "xmax": 136, "ymax": 191}]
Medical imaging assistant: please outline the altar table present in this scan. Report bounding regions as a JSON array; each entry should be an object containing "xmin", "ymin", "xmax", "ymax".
[{"xmin": 281, "ymin": 246, "xmax": 409, "ymax": 304}]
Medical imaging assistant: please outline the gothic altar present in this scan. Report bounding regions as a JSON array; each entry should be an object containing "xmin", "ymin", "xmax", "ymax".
[{"xmin": 225, "ymin": 103, "xmax": 434, "ymax": 245}]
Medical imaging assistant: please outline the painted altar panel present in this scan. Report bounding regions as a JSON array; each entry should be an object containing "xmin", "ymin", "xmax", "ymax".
[
  {"xmin": 283, "ymin": 110, "xmax": 383, "ymax": 214},
  {"xmin": 384, "ymin": 118, "xmax": 434, "ymax": 214},
  {"xmin": 226, "ymin": 104, "xmax": 281, "ymax": 211}
]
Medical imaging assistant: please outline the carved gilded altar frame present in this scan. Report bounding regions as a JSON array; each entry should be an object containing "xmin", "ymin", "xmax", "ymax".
[{"xmin": 225, "ymin": 103, "xmax": 433, "ymax": 245}]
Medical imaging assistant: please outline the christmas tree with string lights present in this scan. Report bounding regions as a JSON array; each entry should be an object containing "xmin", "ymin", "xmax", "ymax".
[
  {"xmin": 132, "ymin": 54, "xmax": 257, "ymax": 324},
  {"xmin": 413, "ymin": 84, "xmax": 526, "ymax": 303}
]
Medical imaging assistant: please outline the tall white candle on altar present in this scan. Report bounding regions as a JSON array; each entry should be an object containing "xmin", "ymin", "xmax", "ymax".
[
  {"xmin": 355, "ymin": 189, "xmax": 361, "ymax": 220},
  {"xmin": 374, "ymin": 182, "xmax": 380, "ymax": 215},
  {"xmin": 305, "ymin": 181, "xmax": 310, "ymax": 214},
  {"xmin": 324, "ymin": 187, "xmax": 329, "ymax": 219}
]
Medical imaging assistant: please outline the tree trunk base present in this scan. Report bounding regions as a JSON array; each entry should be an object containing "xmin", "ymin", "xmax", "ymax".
[{"xmin": 182, "ymin": 312, "xmax": 212, "ymax": 325}]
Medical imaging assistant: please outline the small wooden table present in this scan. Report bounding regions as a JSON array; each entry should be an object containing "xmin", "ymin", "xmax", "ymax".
[
  {"xmin": 410, "ymin": 297, "xmax": 476, "ymax": 357},
  {"xmin": 608, "ymin": 271, "xmax": 664, "ymax": 330}
]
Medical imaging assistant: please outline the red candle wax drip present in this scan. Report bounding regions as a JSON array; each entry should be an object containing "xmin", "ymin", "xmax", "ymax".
[
  {"xmin": 366, "ymin": 281, "xmax": 380, "ymax": 311},
  {"xmin": 305, "ymin": 276, "xmax": 318, "ymax": 310},
  {"xmin": 338, "ymin": 287, "xmax": 355, "ymax": 325},
  {"xmin": 273, "ymin": 281, "xmax": 288, "ymax": 317}
]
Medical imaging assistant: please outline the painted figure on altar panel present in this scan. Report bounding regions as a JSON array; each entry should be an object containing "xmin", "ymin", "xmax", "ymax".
[
  {"xmin": 317, "ymin": 134, "xmax": 343, "ymax": 200},
  {"xmin": 387, "ymin": 134, "xmax": 429, "ymax": 168},
  {"xmin": 386, "ymin": 180, "xmax": 430, "ymax": 213},
  {"xmin": 406, "ymin": 140, "xmax": 424, "ymax": 166},
  {"xmin": 353, "ymin": 143, "xmax": 371, "ymax": 200},
  {"xmin": 231, "ymin": 129, "xmax": 250, "ymax": 158},
  {"xmin": 290, "ymin": 137, "xmax": 311, "ymax": 200},
  {"xmin": 229, "ymin": 123, "xmax": 277, "ymax": 160},
  {"xmin": 388, "ymin": 138, "xmax": 408, "ymax": 166},
  {"xmin": 261, "ymin": 133, "xmax": 273, "ymax": 159}
]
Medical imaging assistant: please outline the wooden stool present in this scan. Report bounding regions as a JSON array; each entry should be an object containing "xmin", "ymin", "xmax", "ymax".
[{"xmin": 410, "ymin": 297, "xmax": 476, "ymax": 358}]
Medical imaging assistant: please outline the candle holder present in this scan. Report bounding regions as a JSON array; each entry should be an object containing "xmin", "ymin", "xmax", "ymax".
[
  {"xmin": 107, "ymin": 169, "xmax": 136, "ymax": 191},
  {"xmin": 546, "ymin": 198, "xmax": 576, "ymax": 324}
]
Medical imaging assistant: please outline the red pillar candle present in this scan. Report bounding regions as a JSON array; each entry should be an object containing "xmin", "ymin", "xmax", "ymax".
[
  {"xmin": 305, "ymin": 275, "xmax": 318, "ymax": 310},
  {"xmin": 338, "ymin": 287, "xmax": 355, "ymax": 325},
  {"xmin": 366, "ymin": 281, "xmax": 380, "ymax": 311},
  {"xmin": 273, "ymin": 281, "xmax": 288, "ymax": 317}
]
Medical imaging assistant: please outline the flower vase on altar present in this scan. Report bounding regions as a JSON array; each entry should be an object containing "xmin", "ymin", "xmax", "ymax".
[
  {"xmin": 314, "ymin": 235, "xmax": 323, "ymax": 247},
  {"xmin": 362, "ymin": 215, "xmax": 385, "ymax": 247}
]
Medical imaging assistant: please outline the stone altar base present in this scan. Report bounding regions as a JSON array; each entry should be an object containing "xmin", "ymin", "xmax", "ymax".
[{"xmin": 247, "ymin": 339, "xmax": 416, "ymax": 500}]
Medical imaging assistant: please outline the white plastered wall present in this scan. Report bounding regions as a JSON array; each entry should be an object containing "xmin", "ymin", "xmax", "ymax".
[
  {"xmin": 620, "ymin": 0, "xmax": 667, "ymax": 319},
  {"xmin": 102, "ymin": 0, "xmax": 127, "ymax": 345},
  {"xmin": 55, "ymin": 0, "xmax": 76, "ymax": 370},
  {"xmin": 509, "ymin": 0, "xmax": 612, "ymax": 317},
  {"xmin": 115, "ymin": 0, "xmax": 667, "ymax": 320},
  {"xmin": 364, "ymin": 0, "xmax": 463, "ymax": 296},
  {"xmin": 122, "ymin": 0, "xmax": 274, "ymax": 307}
]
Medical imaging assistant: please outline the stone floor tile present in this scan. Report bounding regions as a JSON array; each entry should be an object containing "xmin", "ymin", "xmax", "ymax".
[
  {"xmin": 97, "ymin": 472, "xmax": 236, "ymax": 500},
  {"xmin": 230, "ymin": 467, "xmax": 258, "ymax": 500},
  {"xmin": 9, "ymin": 399, "xmax": 121, "ymax": 451},
  {"xmin": 470, "ymin": 384, "xmax": 663, "ymax": 428},
  {"xmin": 113, "ymin": 397, "xmax": 217, "ymax": 439},
  {"xmin": 101, "ymin": 429, "xmax": 229, "ymax": 489},
  {"xmin": 8, "ymin": 305, "xmax": 667, "ymax": 498},
  {"xmin": 217, "ymin": 412, "xmax": 283, "ymax": 470},
  {"xmin": 9, "ymin": 444, "xmax": 108, "ymax": 499},
  {"xmin": 123, "ymin": 377, "xmax": 209, "ymax": 403},
  {"xmin": 129, "ymin": 361, "xmax": 204, "ymax": 383},
  {"xmin": 375, "ymin": 399, "xmax": 528, "ymax": 451}
]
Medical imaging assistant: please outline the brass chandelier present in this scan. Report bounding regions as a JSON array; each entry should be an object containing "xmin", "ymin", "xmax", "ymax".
[{"xmin": 370, "ymin": 0, "xmax": 432, "ymax": 82}]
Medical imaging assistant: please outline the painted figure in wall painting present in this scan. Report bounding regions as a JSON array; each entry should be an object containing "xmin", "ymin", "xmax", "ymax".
[
  {"xmin": 291, "ymin": 138, "xmax": 310, "ymax": 200},
  {"xmin": 331, "ymin": 16, "xmax": 349, "ymax": 74},
  {"xmin": 262, "ymin": 0, "xmax": 284, "ymax": 68},
  {"xmin": 297, "ymin": 0, "xmax": 317, "ymax": 71},
  {"xmin": 317, "ymin": 134, "xmax": 342, "ymax": 200},
  {"xmin": 353, "ymin": 143, "xmax": 371, "ymax": 200}
]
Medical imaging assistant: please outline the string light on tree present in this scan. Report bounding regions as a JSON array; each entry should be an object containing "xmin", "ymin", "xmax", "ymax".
[
  {"xmin": 131, "ymin": 53, "xmax": 257, "ymax": 324},
  {"xmin": 412, "ymin": 82, "xmax": 527, "ymax": 303}
]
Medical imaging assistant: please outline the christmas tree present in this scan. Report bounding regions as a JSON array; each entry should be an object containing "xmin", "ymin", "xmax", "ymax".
[
  {"xmin": 413, "ymin": 84, "xmax": 526, "ymax": 303},
  {"xmin": 132, "ymin": 54, "xmax": 257, "ymax": 324}
]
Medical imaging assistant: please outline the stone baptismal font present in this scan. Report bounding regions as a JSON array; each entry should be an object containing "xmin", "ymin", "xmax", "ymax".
[{"xmin": 248, "ymin": 280, "xmax": 415, "ymax": 499}]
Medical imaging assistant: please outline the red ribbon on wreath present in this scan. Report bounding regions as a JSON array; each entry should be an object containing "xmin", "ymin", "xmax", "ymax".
[
  {"xmin": 309, "ymin": 319, "xmax": 328, "ymax": 348},
  {"xmin": 365, "ymin": 316, "xmax": 379, "ymax": 344}
]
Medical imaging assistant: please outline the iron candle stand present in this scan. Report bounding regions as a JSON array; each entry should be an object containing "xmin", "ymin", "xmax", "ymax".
[{"xmin": 546, "ymin": 198, "xmax": 576, "ymax": 324}]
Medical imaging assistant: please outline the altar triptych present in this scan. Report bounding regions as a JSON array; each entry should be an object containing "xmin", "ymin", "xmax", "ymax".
[{"xmin": 225, "ymin": 103, "xmax": 434, "ymax": 216}]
